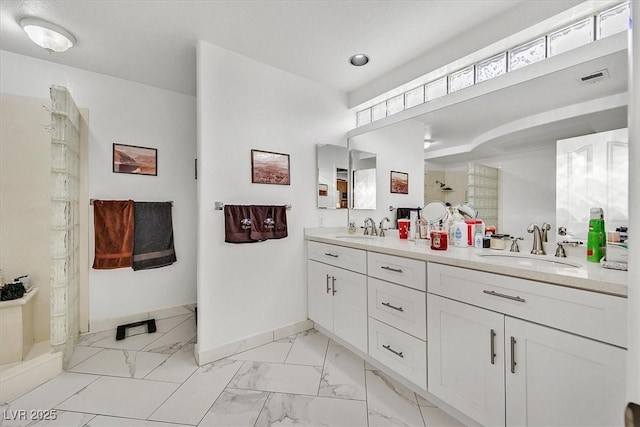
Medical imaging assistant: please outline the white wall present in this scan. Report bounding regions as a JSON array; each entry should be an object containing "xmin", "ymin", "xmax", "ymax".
[
  {"xmin": 348, "ymin": 120, "xmax": 425, "ymax": 228},
  {"xmin": 0, "ymin": 94, "xmax": 52, "ymax": 342},
  {"xmin": 427, "ymin": 146, "xmax": 557, "ymax": 238},
  {"xmin": 0, "ymin": 50, "xmax": 197, "ymax": 328},
  {"xmin": 196, "ymin": 41, "xmax": 352, "ymax": 354}
]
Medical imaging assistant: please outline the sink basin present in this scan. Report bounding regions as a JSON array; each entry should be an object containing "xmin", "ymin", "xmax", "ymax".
[
  {"xmin": 334, "ymin": 235, "xmax": 376, "ymax": 240},
  {"xmin": 477, "ymin": 253, "xmax": 582, "ymax": 268}
]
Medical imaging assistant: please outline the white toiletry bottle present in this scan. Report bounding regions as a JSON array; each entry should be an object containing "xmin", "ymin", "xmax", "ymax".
[
  {"xmin": 453, "ymin": 220, "xmax": 468, "ymax": 247},
  {"xmin": 474, "ymin": 231, "xmax": 483, "ymax": 248},
  {"xmin": 449, "ymin": 208, "xmax": 463, "ymax": 245}
]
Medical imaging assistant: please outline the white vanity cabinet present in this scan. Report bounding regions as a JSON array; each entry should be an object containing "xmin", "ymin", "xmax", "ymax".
[
  {"xmin": 427, "ymin": 263, "xmax": 627, "ymax": 427},
  {"xmin": 307, "ymin": 241, "xmax": 368, "ymax": 353},
  {"xmin": 367, "ymin": 252, "xmax": 427, "ymax": 389}
]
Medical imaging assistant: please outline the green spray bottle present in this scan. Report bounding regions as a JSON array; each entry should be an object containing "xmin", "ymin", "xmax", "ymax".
[{"xmin": 587, "ymin": 207, "xmax": 605, "ymax": 262}]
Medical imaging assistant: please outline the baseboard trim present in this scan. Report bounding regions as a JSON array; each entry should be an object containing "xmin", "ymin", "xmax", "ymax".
[
  {"xmin": 196, "ymin": 319, "xmax": 313, "ymax": 366},
  {"xmin": 89, "ymin": 303, "xmax": 196, "ymax": 333},
  {"xmin": 0, "ymin": 351, "xmax": 62, "ymax": 402}
]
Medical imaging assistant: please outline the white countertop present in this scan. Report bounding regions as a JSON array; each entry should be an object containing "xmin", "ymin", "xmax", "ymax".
[
  {"xmin": 0, "ymin": 287, "xmax": 39, "ymax": 308},
  {"xmin": 305, "ymin": 228, "xmax": 628, "ymax": 298}
]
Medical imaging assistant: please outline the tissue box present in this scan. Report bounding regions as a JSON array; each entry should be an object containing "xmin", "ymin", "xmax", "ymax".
[{"xmin": 606, "ymin": 242, "xmax": 628, "ymax": 263}]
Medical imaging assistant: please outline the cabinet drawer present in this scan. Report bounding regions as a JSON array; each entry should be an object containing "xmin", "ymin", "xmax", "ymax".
[
  {"xmin": 367, "ymin": 252, "xmax": 426, "ymax": 291},
  {"xmin": 368, "ymin": 277, "xmax": 426, "ymax": 340},
  {"xmin": 368, "ymin": 317, "xmax": 427, "ymax": 389},
  {"xmin": 307, "ymin": 241, "xmax": 366, "ymax": 274},
  {"xmin": 428, "ymin": 263, "xmax": 627, "ymax": 347}
]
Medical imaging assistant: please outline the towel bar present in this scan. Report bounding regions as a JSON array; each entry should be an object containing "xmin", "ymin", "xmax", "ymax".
[
  {"xmin": 214, "ymin": 202, "xmax": 292, "ymax": 210},
  {"xmin": 90, "ymin": 199, "xmax": 173, "ymax": 206}
]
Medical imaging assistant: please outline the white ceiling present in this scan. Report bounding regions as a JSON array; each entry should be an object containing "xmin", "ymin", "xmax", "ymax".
[{"xmin": 0, "ymin": 0, "xmax": 538, "ymax": 98}]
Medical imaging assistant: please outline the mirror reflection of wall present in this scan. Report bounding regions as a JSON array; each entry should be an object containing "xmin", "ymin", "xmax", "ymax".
[
  {"xmin": 316, "ymin": 144, "xmax": 348, "ymax": 209},
  {"xmin": 348, "ymin": 120, "xmax": 424, "ymax": 226},
  {"xmin": 423, "ymin": 165, "xmax": 499, "ymax": 229},
  {"xmin": 425, "ymin": 147, "xmax": 556, "ymax": 237}
]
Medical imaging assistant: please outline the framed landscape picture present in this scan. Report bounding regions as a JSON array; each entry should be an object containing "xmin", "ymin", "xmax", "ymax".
[
  {"xmin": 390, "ymin": 170, "xmax": 408, "ymax": 194},
  {"xmin": 113, "ymin": 143, "xmax": 157, "ymax": 176},
  {"xmin": 251, "ymin": 149, "xmax": 290, "ymax": 185}
]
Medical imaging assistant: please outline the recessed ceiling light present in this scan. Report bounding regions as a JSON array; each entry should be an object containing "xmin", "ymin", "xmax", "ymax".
[
  {"xmin": 349, "ymin": 54, "xmax": 369, "ymax": 67},
  {"xmin": 20, "ymin": 18, "xmax": 76, "ymax": 53}
]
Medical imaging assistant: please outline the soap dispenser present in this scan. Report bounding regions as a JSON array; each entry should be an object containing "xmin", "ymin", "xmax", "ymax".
[{"xmin": 587, "ymin": 207, "xmax": 605, "ymax": 262}]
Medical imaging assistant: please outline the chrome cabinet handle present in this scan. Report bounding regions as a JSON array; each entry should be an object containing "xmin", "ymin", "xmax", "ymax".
[
  {"xmin": 382, "ymin": 344, "xmax": 404, "ymax": 358},
  {"xmin": 483, "ymin": 290, "xmax": 526, "ymax": 303},
  {"xmin": 381, "ymin": 302, "xmax": 404, "ymax": 312},
  {"xmin": 381, "ymin": 266, "xmax": 403, "ymax": 273},
  {"xmin": 490, "ymin": 329, "xmax": 496, "ymax": 365},
  {"xmin": 326, "ymin": 274, "xmax": 331, "ymax": 294},
  {"xmin": 332, "ymin": 276, "xmax": 336, "ymax": 295},
  {"xmin": 510, "ymin": 336, "xmax": 517, "ymax": 374},
  {"xmin": 324, "ymin": 253, "xmax": 339, "ymax": 258}
]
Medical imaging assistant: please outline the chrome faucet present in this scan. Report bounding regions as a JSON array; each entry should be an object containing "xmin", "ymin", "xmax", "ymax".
[
  {"xmin": 541, "ymin": 222, "xmax": 551, "ymax": 242},
  {"xmin": 363, "ymin": 217, "xmax": 378, "ymax": 236},
  {"xmin": 378, "ymin": 217, "xmax": 390, "ymax": 237},
  {"xmin": 555, "ymin": 240, "xmax": 583, "ymax": 258},
  {"xmin": 510, "ymin": 237, "xmax": 524, "ymax": 252},
  {"xmin": 527, "ymin": 223, "xmax": 546, "ymax": 255}
]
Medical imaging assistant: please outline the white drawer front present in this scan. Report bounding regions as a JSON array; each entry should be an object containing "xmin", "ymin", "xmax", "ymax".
[
  {"xmin": 427, "ymin": 263, "xmax": 627, "ymax": 348},
  {"xmin": 368, "ymin": 317, "xmax": 427, "ymax": 389},
  {"xmin": 367, "ymin": 252, "xmax": 426, "ymax": 291},
  {"xmin": 307, "ymin": 241, "xmax": 367, "ymax": 274},
  {"xmin": 368, "ymin": 277, "xmax": 426, "ymax": 340}
]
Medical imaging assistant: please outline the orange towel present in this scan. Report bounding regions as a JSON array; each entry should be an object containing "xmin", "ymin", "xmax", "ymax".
[{"xmin": 92, "ymin": 200, "xmax": 135, "ymax": 269}]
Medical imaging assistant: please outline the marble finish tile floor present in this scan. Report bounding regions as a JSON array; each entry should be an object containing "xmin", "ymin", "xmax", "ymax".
[{"xmin": 1, "ymin": 312, "xmax": 465, "ymax": 427}]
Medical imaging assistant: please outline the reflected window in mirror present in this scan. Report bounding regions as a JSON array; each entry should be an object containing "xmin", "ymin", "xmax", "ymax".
[
  {"xmin": 556, "ymin": 128, "xmax": 628, "ymax": 240},
  {"xmin": 350, "ymin": 149, "xmax": 377, "ymax": 210}
]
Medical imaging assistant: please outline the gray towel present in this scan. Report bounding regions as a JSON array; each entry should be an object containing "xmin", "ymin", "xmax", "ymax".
[{"xmin": 133, "ymin": 202, "xmax": 177, "ymax": 270}]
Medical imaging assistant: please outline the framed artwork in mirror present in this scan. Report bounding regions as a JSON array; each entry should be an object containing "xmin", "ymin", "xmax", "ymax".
[
  {"xmin": 113, "ymin": 143, "xmax": 157, "ymax": 176},
  {"xmin": 251, "ymin": 149, "xmax": 290, "ymax": 185},
  {"xmin": 390, "ymin": 171, "xmax": 409, "ymax": 194}
]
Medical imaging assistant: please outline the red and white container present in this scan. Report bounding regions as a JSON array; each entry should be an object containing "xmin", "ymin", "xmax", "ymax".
[
  {"xmin": 465, "ymin": 219, "xmax": 485, "ymax": 246},
  {"xmin": 398, "ymin": 219, "xmax": 410, "ymax": 239},
  {"xmin": 430, "ymin": 230, "xmax": 448, "ymax": 250}
]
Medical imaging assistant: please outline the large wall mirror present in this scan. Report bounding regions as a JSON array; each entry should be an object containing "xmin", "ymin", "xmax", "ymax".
[
  {"xmin": 316, "ymin": 144, "xmax": 348, "ymax": 209},
  {"xmin": 349, "ymin": 149, "xmax": 376, "ymax": 210}
]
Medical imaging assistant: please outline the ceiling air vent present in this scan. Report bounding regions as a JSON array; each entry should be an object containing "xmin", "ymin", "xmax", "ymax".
[{"xmin": 579, "ymin": 69, "xmax": 609, "ymax": 85}]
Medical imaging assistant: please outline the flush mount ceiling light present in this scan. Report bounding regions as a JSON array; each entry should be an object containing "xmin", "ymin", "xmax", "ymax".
[
  {"xmin": 349, "ymin": 54, "xmax": 369, "ymax": 66},
  {"xmin": 20, "ymin": 18, "xmax": 76, "ymax": 53}
]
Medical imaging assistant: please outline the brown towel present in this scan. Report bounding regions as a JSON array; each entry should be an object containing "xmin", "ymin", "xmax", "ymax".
[
  {"xmin": 93, "ymin": 200, "xmax": 135, "ymax": 269},
  {"xmin": 250, "ymin": 205, "xmax": 288, "ymax": 241},
  {"xmin": 224, "ymin": 205, "xmax": 257, "ymax": 243}
]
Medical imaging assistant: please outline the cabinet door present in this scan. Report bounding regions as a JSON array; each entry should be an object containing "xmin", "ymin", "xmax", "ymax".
[
  {"xmin": 427, "ymin": 294, "xmax": 506, "ymax": 426},
  {"xmin": 332, "ymin": 267, "xmax": 368, "ymax": 353},
  {"xmin": 506, "ymin": 317, "xmax": 626, "ymax": 427},
  {"xmin": 307, "ymin": 260, "xmax": 333, "ymax": 332}
]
